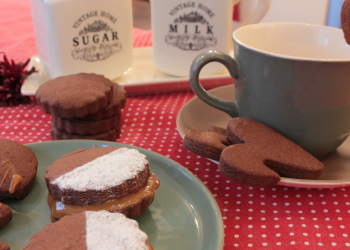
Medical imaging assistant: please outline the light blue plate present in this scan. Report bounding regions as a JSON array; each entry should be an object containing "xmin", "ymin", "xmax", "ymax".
[{"xmin": 0, "ymin": 140, "xmax": 224, "ymax": 250}]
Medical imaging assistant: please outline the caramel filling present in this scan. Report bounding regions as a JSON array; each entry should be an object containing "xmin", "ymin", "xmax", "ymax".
[
  {"xmin": 48, "ymin": 173, "xmax": 160, "ymax": 220},
  {"xmin": 0, "ymin": 170, "xmax": 10, "ymax": 189},
  {"xmin": 9, "ymin": 174, "xmax": 23, "ymax": 194}
]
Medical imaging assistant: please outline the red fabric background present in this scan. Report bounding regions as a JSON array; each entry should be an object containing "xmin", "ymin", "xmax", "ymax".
[{"xmin": 1, "ymin": 1, "xmax": 350, "ymax": 249}]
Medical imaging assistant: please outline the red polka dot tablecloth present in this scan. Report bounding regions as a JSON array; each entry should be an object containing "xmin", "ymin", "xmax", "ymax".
[{"xmin": 1, "ymin": 1, "xmax": 350, "ymax": 249}]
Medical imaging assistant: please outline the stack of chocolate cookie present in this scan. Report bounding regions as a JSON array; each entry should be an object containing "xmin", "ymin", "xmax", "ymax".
[{"xmin": 36, "ymin": 73, "xmax": 126, "ymax": 141}]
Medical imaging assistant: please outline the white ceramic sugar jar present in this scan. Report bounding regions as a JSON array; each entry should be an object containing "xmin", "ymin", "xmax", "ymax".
[{"xmin": 30, "ymin": 0, "xmax": 133, "ymax": 80}]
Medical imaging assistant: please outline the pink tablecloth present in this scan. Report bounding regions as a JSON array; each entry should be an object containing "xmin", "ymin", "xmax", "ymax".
[{"xmin": 1, "ymin": 1, "xmax": 350, "ymax": 249}]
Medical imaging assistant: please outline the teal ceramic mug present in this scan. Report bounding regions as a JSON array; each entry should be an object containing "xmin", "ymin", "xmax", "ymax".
[{"xmin": 190, "ymin": 23, "xmax": 350, "ymax": 159}]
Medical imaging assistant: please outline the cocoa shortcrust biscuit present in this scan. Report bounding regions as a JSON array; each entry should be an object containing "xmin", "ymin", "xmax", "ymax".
[
  {"xmin": 208, "ymin": 126, "xmax": 227, "ymax": 136},
  {"xmin": 50, "ymin": 124, "xmax": 121, "ymax": 142},
  {"xmin": 0, "ymin": 139, "xmax": 38, "ymax": 200},
  {"xmin": 219, "ymin": 117, "xmax": 324, "ymax": 186},
  {"xmin": 0, "ymin": 242, "xmax": 10, "ymax": 250},
  {"xmin": 24, "ymin": 211, "xmax": 153, "ymax": 250},
  {"xmin": 0, "ymin": 203, "xmax": 12, "ymax": 229},
  {"xmin": 52, "ymin": 112, "xmax": 121, "ymax": 135},
  {"xmin": 80, "ymin": 83, "xmax": 126, "ymax": 121},
  {"xmin": 36, "ymin": 73, "xmax": 114, "ymax": 118},
  {"xmin": 183, "ymin": 128, "xmax": 231, "ymax": 161},
  {"xmin": 341, "ymin": 0, "xmax": 350, "ymax": 44},
  {"xmin": 45, "ymin": 146, "xmax": 160, "ymax": 221}
]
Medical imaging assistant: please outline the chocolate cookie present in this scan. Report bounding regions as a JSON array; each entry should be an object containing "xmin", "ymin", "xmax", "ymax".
[
  {"xmin": 0, "ymin": 139, "xmax": 38, "ymax": 199},
  {"xmin": 36, "ymin": 73, "xmax": 114, "ymax": 118},
  {"xmin": 0, "ymin": 242, "xmax": 10, "ymax": 250},
  {"xmin": 24, "ymin": 211, "xmax": 152, "ymax": 250},
  {"xmin": 219, "ymin": 118, "xmax": 324, "ymax": 186},
  {"xmin": 183, "ymin": 128, "xmax": 230, "ymax": 161},
  {"xmin": 52, "ymin": 112, "xmax": 121, "ymax": 135},
  {"xmin": 50, "ymin": 124, "xmax": 121, "ymax": 141},
  {"xmin": 208, "ymin": 126, "xmax": 227, "ymax": 136},
  {"xmin": 45, "ymin": 146, "xmax": 160, "ymax": 220},
  {"xmin": 341, "ymin": 0, "xmax": 350, "ymax": 44},
  {"xmin": 80, "ymin": 83, "xmax": 126, "ymax": 121},
  {"xmin": 0, "ymin": 203, "xmax": 12, "ymax": 229}
]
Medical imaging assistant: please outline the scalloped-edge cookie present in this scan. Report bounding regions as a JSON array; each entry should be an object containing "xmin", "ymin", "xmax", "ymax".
[
  {"xmin": 0, "ymin": 139, "xmax": 38, "ymax": 200},
  {"xmin": 24, "ymin": 211, "xmax": 153, "ymax": 250},
  {"xmin": 80, "ymin": 83, "xmax": 126, "ymax": 121},
  {"xmin": 36, "ymin": 73, "xmax": 114, "ymax": 118},
  {"xmin": 52, "ymin": 112, "xmax": 121, "ymax": 135},
  {"xmin": 341, "ymin": 0, "xmax": 350, "ymax": 44},
  {"xmin": 50, "ymin": 124, "xmax": 121, "ymax": 142},
  {"xmin": 0, "ymin": 203, "xmax": 12, "ymax": 230},
  {"xmin": 45, "ymin": 146, "xmax": 160, "ymax": 221}
]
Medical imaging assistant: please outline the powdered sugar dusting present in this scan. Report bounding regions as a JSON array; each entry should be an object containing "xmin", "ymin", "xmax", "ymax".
[
  {"xmin": 86, "ymin": 211, "xmax": 148, "ymax": 250},
  {"xmin": 52, "ymin": 147, "xmax": 148, "ymax": 191}
]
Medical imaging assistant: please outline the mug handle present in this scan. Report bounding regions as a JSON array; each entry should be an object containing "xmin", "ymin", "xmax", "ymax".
[{"xmin": 189, "ymin": 50, "xmax": 239, "ymax": 118}]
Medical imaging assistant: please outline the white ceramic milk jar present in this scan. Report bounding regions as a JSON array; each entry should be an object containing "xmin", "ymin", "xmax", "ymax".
[
  {"xmin": 30, "ymin": 0, "xmax": 133, "ymax": 80},
  {"xmin": 151, "ymin": 0, "xmax": 270, "ymax": 77}
]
